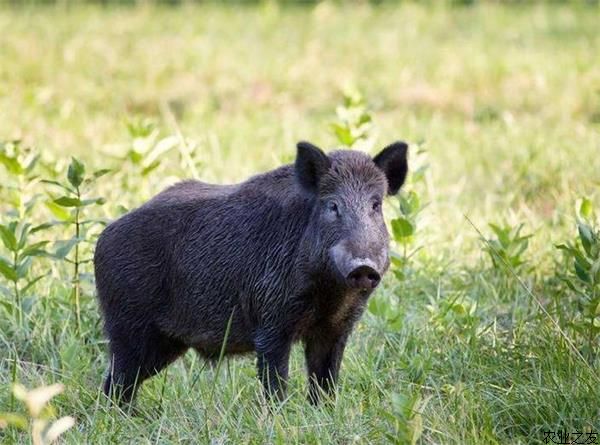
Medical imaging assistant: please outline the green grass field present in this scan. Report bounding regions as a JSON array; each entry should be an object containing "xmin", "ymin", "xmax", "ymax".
[{"xmin": 1, "ymin": 2, "xmax": 600, "ymax": 444}]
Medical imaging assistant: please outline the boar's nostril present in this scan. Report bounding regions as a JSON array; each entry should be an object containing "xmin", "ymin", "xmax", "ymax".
[
  {"xmin": 367, "ymin": 272, "xmax": 381, "ymax": 287},
  {"xmin": 346, "ymin": 265, "xmax": 381, "ymax": 290}
]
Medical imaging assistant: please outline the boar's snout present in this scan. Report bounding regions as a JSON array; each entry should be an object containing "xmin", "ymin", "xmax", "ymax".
[
  {"xmin": 331, "ymin": 242, "xmax": 385, "ymax": 291},
  {"xmin": 346, "ymin": 264, "xmax": 381, "ymax": 290}
]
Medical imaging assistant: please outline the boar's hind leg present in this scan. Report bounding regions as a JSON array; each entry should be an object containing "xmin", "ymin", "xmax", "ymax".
[
  {"xmin": 255, "ymin": 330, "xmax": 292, "ymax": 402},
  {"xmin": 304, "ymin": 333, "xmax": 349, "ymax": 404},
  {"xmin": 104, "ymin": 325, "xmax": 188, "ymax": 405}
]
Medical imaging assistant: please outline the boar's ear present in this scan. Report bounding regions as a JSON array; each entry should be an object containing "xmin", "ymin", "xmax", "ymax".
[
  {"xmin": 295, "ymin": 141, "xmax": 331, "ymax": 193},
  {"xmin": 373, "ymin": 141, "xmax": 409, "ymax": 195}
]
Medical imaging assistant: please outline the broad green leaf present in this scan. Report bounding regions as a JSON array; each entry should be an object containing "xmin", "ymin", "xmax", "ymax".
[
  {"xmin": 514, "ymin": 239, "xmax": 530, "ymax": 257},
  {"xmin": 80, "ymin": 197, "xmax": 106, "ymax": 207},
  {"xmin": 556, "ymin": 243, "xmax": 577, "ymax": 256},
  {"xmin": 67, "ymin": 157, "xmax": 85, "ymax": 188},
  {"xmin": 573, "ymin": 249, "xmax": 592, "ymax": 271},
  {"xmin": 399, "ymin": 193, "xmax": 415, "ymax": 216},
  {"xmin": 489, "ymin": 223, "xmax": 511, "ymax": 248},
  {"xmin": 357, "ymin": 112, "xmax": 372, "ymax": 125},
  {"xmin": 45, "ymin": 201, "xmax": 72, "ymax": 221},
  {"xmin": 54, "ymin": 196, "xmax": 82, "ymax": 207},
  {"xmin": 390, "ymin": 251, "xmax": 407, "ymax": 268},
  {"xmin": 0, "ymin": 257, "xmax": 16, "ymax": 281},
  {"xmin": 560, "ymin": 276, "xmax": 579, "ymax": 293},
  {"xmin": 407, "ymin": 190, "xmax": 420, "ymax": 210},
  {"xmin": 392, "ymin": 218, "xmax": 415, "ymax": 239},
  {"xmin": 0, "ymin": 152, "xmax": 23, "ymax": 175},
  {"xmin": 451, "ymin": 302, "xmax": 467, "ymax": 315},
  {"xmin": 54, "ymin": 238, "xmax": 80, "ymax": 259},
  {"xmin": 41, "ymin": 179, "xmax": 74, "ymax": 194},
  {"xmin": 392, "ymin": 269, "xmax": 405, "ymax": 281},
  {"xmin": 21, "ymin": 241, "xmax": 50, "ymax": 258},
  {"xmin": 559, "ymin": 241, "xmax": 592, "ymax": 270},
  {"xmin": 128, "ymin": 149, "xmax": 143, "ymax": 164},
  {"xmin": 387, "ymin": 315, "xmax": 403, "ymax": 331},
  {"xmin": 16, "ymin": 256, "xmax": 32, "ymax": 279},
  {"xmin": 141, "ymin": 160, "xmax": 161, "ymax": 176},
  {"xmin": 574, "ymin": 261, "xmax": 590, "ymax": 283},
  {"xmin": 368, "ymin": 295, "xmax": 387, "ymax": 317},
  {"xmin": 577, "ymin": 221, "xmax": 595, "ymax": 257},
  {"xmin": 330, "ymin": 123, "xmax": 354, "ymax": 146},
  {"xmin": 126, "ymin": 118, "xmax": 155, "ymax": 138},
  {"xmin": 93, "ymin": 168, "xmax": 111, "ymax": 179},
  {"xmin": 17, "ymin": 223, "xmax": 31, "ymax": 250},
  {"xmin": 0, "ymin": 224, "xmax": 17, "ymax": 251},
  {"xmin": 580, "ymin": 197, "xmax": 593, "ymax": 219},
  {"xmin": 31, "ymin": 221, "xmax": 65, "ymax": 233}
]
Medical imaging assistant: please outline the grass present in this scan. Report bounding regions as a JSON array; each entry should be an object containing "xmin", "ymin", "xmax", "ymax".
[{"xmin": 1, "ymin": 2, "xmax": 600, "ymax": 444}]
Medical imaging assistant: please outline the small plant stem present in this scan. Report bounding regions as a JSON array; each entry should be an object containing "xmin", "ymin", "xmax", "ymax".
[
  {"xmin": 589, "ymin": 288, "xmax": 598, "ymax": 364},
  {"xmin": 588, "ymin": 313, "xmax": 595, "ymax": 364},
  {"xmin": 10, "ymin": 352, "xmax": 18, "ymax": 411},
  {"xmin": 18, "ymin": 175, "xmax": 25, "ymax": 220},
  {"xmin": 73, "ymin": 188, "xmax": 81, "ymax": 334},
  {"xmin": 13, "ymin": 250, "xmax": 22, "ymax": 326},
  {"xmin": 158, "ymin": 368, "xmax": 168, "ymax": 413}
]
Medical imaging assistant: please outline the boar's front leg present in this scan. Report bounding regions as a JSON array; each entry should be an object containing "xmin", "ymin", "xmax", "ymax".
[
  {"xmin": 304, "ymin": 332, "xmax": 349, "ymax": 404},
  {"xmin": 255, "ymin": 329, "xmax": 292, "ymax": 401}
]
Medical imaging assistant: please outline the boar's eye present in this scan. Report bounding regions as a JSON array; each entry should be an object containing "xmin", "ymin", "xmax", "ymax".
[
  {"xmin": 326, "ymin": 200, "xmax": 340, "ymax": 217},
  {"xmin": 372, "ymin": 199, "xmax": 382, "ymax": 212}
]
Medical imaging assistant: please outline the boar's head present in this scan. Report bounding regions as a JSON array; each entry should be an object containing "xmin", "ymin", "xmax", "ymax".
[{"xmin": 295, "ymin": 141, "xmax": 408, "ymax": 294}]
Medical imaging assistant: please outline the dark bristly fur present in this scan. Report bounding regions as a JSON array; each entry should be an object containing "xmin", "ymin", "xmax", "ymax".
[{"xmin": 94, "ymin": 141, "xmax": 408, "ymax": 405}]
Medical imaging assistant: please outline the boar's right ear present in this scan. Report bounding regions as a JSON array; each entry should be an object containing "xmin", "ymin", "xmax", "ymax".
[
  {"xmin": 295, "ymin": 141, "xmax": 331, "ymax": 193},
  {"xmin": 373, "ymin": 141, "xmax": 409, "ymax": 195}
]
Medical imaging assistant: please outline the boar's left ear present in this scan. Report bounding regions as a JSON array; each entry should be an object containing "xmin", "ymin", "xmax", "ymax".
[
  {"xmin": 295, "ymin": 141, "xmax": 331, "ymax": 193},
  {"xmin": 373, "ymin": 141, "xmax": 409, "ymax": 195}
]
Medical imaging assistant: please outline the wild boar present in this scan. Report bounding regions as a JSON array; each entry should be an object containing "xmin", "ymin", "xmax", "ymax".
[{"xmin": 94, "ymin": 140, "xmax": 408, "ymax": 404}]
